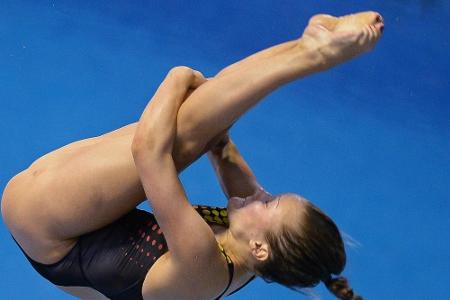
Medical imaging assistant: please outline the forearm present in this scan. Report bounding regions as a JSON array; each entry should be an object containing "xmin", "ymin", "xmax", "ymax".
[
  {"xmin": 134, "ymin": 83, "xmax": 186, "ymax": 153},
  {"xmin": 207, "ymin": 138, "xmax": 261, "ymax": 198},
  {"xmin": 133, "ymin": 67, "xmax": 202, "ymax": 155}
]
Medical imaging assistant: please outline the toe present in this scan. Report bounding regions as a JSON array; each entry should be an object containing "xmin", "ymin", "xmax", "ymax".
[
  {"xmin": 367, "ymin": 11, "xmax": 383, "ymax": 25},
  {"xmin": 375, "ymin": 22, "xmax": 384, "ymax": 33},
  {"xmin": 374, "ymin": 13, "xmax": 384, "ymax": 33},
  {"xmin": 354, "ymin": 11, "xmax": 384, "ymax": 26},
  {"xmin": 376, "ymin": 14, "xmax": 384, "ymax": 24}
]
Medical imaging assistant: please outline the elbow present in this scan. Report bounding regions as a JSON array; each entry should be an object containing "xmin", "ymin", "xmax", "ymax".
[
  {"xmin": 131, "ymin": 120, "xmax": 161, "ymax": 157},
  {"xmin": 131, "ymin": 133, "xmax": 167, "ymax": 162},
  {"xmin": 131, "ymin": 134, "xmax": 151, "ymax": 160}
]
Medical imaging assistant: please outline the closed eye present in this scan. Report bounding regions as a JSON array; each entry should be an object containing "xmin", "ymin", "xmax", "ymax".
[
  {"xmin": 272, "ymin": 197, "xmax": 280, "ymax": 209},
  {"xmin": 265, "ymin": 197, "xmax": 279, "ymax": 208}
]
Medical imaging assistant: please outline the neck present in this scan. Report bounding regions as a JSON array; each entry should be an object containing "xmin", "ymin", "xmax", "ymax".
[{"xmin": 215, "ymin": 229, "xmax": 254, "ymax": 280}]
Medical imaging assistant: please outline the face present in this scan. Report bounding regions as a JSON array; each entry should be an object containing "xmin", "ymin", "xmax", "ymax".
[{"xmin": 227, "ymin": 190, "xmax": 306, "ymax": 242}]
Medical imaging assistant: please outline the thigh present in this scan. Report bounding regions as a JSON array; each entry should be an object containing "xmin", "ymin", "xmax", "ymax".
[
  {"xmin": 3, "ymin": 128, "xmax": 144, "ymax": 249},
  {"xmin": 27, "ymin": 121, "xmax": 198, "ymax": 241},
  {"xmin": 4, "ymin": 132, "xmax": 148, "ymax": 264},
  {"xmin": 3, "ymin": 118, "xmax": 200, "ymax": 256},
  {"xmin": 35, "ymin": 134, "xmax": 145, "ymax": 239}
]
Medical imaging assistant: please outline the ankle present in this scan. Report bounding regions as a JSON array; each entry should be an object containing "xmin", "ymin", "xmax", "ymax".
[{"xmin": 289, "ymin": 38, "xmax": 328, "ymax": 72}]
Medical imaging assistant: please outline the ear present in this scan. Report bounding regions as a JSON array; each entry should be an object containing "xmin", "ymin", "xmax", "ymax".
[{"xmin": 249, "ymin": 240, "xmax": 269, "ymax": 262}]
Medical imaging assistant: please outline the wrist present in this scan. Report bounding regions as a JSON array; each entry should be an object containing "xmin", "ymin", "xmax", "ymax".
[{"xmin": 210, "ymin": 134, "xmax": 231, "ymax": 153}]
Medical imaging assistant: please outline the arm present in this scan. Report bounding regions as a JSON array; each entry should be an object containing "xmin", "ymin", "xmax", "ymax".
[
  {"xmin": 132, "ymin": 67, "xmax": 216, "ymax": 262},
  {"xmin": 207, "ymin": 133, "xmax": 263, "ymax": 199}
]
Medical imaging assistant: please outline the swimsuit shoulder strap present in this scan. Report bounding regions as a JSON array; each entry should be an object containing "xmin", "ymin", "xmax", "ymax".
[
  {"xmin": 215, "ymin": 243, "xmax": 256, "ymax": 299},
  {"xmin": 215, "ymin": 243, "xmax": 234, "ymax": 300},
  {"xmin": 195, "ymin": 206, "xmax": 255, "ymax": 297}
]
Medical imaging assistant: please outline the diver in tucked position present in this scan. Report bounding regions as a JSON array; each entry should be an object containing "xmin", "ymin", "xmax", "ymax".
[{"xmin": 2, "ymin": 12, "xmax": 383, "ymax": 300}]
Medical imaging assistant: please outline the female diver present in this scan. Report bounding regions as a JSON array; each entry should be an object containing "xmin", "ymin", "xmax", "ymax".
[{"xmin": 1, "ymin": 12, "xmax": 384, "ymax": 300}]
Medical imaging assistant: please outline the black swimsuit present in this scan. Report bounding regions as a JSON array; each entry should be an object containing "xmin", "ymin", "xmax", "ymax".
[{"xmin": 14, "ymin": 205, "xmax": 254, "ymax": 299}]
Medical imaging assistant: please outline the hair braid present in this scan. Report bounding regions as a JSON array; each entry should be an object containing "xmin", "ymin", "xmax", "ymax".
[{"xmin": 324, "ymin": 275, "xmax": 363, "ymax": 300}]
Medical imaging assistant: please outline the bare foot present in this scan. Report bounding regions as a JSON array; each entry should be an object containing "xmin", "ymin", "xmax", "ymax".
[{"xmin": 301, "ymin": 11, "xmax": 384, "ymax": 67}]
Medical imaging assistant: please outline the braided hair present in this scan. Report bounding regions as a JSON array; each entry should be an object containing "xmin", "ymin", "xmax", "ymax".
[{"xmin": 253, "ymin": 194, "xmax": 363, "ymax": 299}]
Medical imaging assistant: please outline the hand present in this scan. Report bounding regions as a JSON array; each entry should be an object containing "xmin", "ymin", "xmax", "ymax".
[
  {"xmin": 168, "ymin": 66, "xmax": 207, "ymax": 97},
  {"xmin": 209, "ymin": 131, "xmax": 231, "ymax": 154},
  {"xmin": 133, "ymin": 67, "xmax": 207, "ymax": 157},
  {"xmin": 169, "ymin": 66, "xmax": 208, "ymax": 102},
  {"xmin": 190, "ymin": 70, "xmax": 208, "ymax": 89}
]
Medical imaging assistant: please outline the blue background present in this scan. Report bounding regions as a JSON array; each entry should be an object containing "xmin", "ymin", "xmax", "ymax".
[{"xmin": 1, "ymin": 1, "xmax": 449, "ymax": 299}]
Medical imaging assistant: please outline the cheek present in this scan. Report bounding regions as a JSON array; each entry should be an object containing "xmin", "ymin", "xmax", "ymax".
[
  {"xmin": 228, "ymin": 204, "xmax": 264, "ymax": 228},
  {"xmin": 240, "ymin": 202, "xmax": 265, "ymax": 217}
]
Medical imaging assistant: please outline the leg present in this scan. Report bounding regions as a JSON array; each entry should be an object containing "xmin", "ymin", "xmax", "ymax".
[
  {"xmin": 2, "ymin": 11, "xmax": 383, "ymax": 263},
  {"xmin": 173, "ymin": 12, "xmax": 384, "ymax": 169},
  {"xmin": 215, "ymin": 40, "xmax": 298, "ymax": 78},
  {"xmin": 172, "ymin": 46, "xmax": 319, "ymax": 169}
]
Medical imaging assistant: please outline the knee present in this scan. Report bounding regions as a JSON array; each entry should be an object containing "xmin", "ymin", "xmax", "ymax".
[
  {"xmin": 167, "ymin": 66, "xmax": 197, "ymax": 85},
  {"xmin": 168, "ymin": 66, "xmax": 194, "ymax": 76}
]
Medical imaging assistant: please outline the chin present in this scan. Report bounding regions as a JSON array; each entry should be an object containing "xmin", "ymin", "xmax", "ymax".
[{"xmin": 227, "ymin": 196, "xmax": 245, "ymax": 211}]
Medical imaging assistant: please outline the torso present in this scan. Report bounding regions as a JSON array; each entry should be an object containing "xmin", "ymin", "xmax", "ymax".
[
  {"xmin": 8, "ymin": 206, "xmax": 253, "ymax": 299},
  {"xmin": 57, "ymin": 237, "xmax": 251, "ymax": 300}
]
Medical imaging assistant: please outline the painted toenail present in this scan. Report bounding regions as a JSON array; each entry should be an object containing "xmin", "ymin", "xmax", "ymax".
[{"xmin": 376, "ymin": 15, "xmax": 384, "ymax": 23}]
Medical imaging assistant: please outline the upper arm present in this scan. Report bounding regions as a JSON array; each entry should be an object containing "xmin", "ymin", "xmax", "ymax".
[
  {"xmin": 133, "ymin": 153, "xmax": 227, "ymax": 299},
  {"xmin": 143, "ymin": 248, "xmax": 227, "ymax": 300},
  {"xmin": 133, "ymin": 152, "xmax": 217, "ymax": 262}
]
